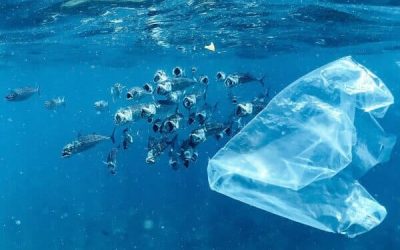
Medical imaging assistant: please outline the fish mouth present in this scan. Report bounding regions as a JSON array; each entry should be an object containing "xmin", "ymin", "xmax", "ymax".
[
  {"xmin": 164, "ymin": 120, "xmax": 177, "ymax": 133},
  {"xmin": 173, "ymin": 67, "xmax": 183, "ymax": 77},
  {"xmin": 61, "ymin": 151, "xmax": 72, "ymax": 158},
  {"xmin": 216, "ymin": 72, "xmax": 226, "ymax": 81},
  {"xmin": 126, "ymin": 92, "xmax": 135, "ymax": 100},
  {"xmin": 183, "ymin": 96, "xmax": 195, "ymax": 109},
  {"xmin": 143, "ymin": 83, "xmax": 153, "ymax": 93},
  {"xmin": 196, "ymin": 113, "xmax": 206, "ymax": 124},
  {"xmin": 169, "ymin": 160, "xmax": 178, "ymax": 170},
  {"xmin": 200, "ymin": 76, "xmax": 209, "ymax": 85},
  {"xmin": 154, "ymin": 70, "xmax": 167, "ymax": 83}
]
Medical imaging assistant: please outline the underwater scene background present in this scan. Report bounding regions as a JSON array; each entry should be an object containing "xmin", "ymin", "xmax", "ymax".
[{"xmin": 0, "ymin": 1, "xmax": 400, "ymax": 249}]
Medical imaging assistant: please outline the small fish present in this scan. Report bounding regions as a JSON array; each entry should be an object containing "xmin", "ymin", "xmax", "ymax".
[
  {"xmin": 111, "ymin": 83, "xmax": 125, "ymax": 102},
  {"xmin": 153, "ymin": 70, "xmax": 168, "ymax": 83},
  {"xmin": 235, "ymin": 102, "xmax": 254, "ymax": 117},
  {"xmin": 94, "ymin": 100, "xmax": 109, "ymax": 114},
  {"xmin": 199, "ymin": 75, "xmax": 209, "ymax": 85},
  {"xmin": 61, "ymin": 128, "xmax": 116, "ymax": 158},
  {"xmin": 182, "ymin": 88, "xmax": 207, "ymax": 110},
  {"xmin": 224, "ymin": 73, "xmax": 265, "ymax": 88},
  {"xmin": 114, "ymin": 102, "xmax": 156, "ymax": 125},
  {"xmin": 178, "ymin": 139, "xmax": 199, "ymax": 168},
  {"xmin": 5, "ymin": 86, "xmax": 40, "ymax": 101},
  {"xmin": 44, "ymin": 97, "xmax": 66, "ymax": 110},
  {"xmin": 160, "ymin": 112, "xmax": 184, "ymax": 134},
  {"xmin": 126, "ymin": 86, "xmax": 152, "ymax": 101},
  {"xmin": 122, "ymin": 128, "xmax": 133, "ymax": 150},
  {"xmin": 104, "ymin": 148, "xmax": 118, "ymax": 175},
  {"xmin": 156, "ymin": 77, "xmax": 198, "ymax": 96},
  {"xmin": 146, "ymin": 135, "xmax": 177, "ymax": 164},
  {"xmin": 189, "ymin": 122, "xmax": 229, "ymax": 147}
]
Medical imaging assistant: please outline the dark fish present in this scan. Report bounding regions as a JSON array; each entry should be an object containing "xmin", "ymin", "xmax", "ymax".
[
  {"xmin": 224, "ymin": 73, "xmax": 265, "ymax": 88},
  {"xmin": 104, "ymin": 148, "xmax": 118, "ymax": 175},
  {"xmin": 5, "ymin": 86, "xmax": 40, "ymax": 101},
  {"xmin": 122, "ymin": 128, "xmax": 133, "ymax": 150},
  {"xmin": 61, "ymin": 128, "xmax": 116, "ymax": 158}
]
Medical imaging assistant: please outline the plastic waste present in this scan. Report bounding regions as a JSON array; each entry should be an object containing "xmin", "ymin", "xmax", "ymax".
[{"xmin": 207, "ymin": 56, "xmax": 396, "ymax": 238}]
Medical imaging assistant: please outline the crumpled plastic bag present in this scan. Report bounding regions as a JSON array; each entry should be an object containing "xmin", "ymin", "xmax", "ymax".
[{"xmin": 207, "ymin": 56, "xmax": 396, "ymax": 238}]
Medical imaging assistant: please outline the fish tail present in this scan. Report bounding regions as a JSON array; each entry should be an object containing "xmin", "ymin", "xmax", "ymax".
[{"xmin": 110, "ymin": 127, "xmax": 116, "ymax": 144}]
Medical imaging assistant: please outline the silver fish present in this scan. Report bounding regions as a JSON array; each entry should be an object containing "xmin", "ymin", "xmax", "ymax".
[
  {"xmin": 111, "ymin": 83, "xmax": 125, "ymax": 102},
  {"xmin": 94, "ymin": 100, "xmax": 109, "ymax": 114},
  {"xmin": 178, "ymin": 139, "xmax": 198, "ymax": 168},
  {"xmin": 224, "ymin": 73, "xmax": 265, "ymax": 88},
  {"xmin": 61, "ymin": 128, "xmax": 116, "ymax": 158},
  {"xmin": 146, "ymin": 135, "xmax": 177, "ymax": 164},
  {"xmin": 126, "ymin": 86, "xmax": 152, "ymax": 101},
  {"xmin": 44, "ymin": 97, "xmax": 66, "ymax": 110},
  {"xmin": 156, "ymin": 77, "xmax": 197, "ymax": 95},
  {"xmin": 5, "ymin": 86, "xmax": 40, "ymax": 101},
  {"xmin": 114, "ymin": 102, "xmax": 157, "ymax": 125},
  {"xmin": 153, "ymin": 70, "xmax": 168, "ymax": 84}
]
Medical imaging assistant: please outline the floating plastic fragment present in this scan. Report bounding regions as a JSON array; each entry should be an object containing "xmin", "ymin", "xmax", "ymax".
[
  {"xmin": 208, "ymin": 56, "xmax": 396, "ymax": 238},
  {"xmin": 204, "ymin": 42, "xmax": 215, "ymax": 52}
]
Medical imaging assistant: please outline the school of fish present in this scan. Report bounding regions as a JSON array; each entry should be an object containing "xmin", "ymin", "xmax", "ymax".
[{"xmin": 4, "ymin": 66, "xmax": 268, "ymax": 175}]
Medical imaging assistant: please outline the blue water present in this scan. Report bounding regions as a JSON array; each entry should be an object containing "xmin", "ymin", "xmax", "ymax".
[{"xmin": 1, "ymin": 1, "xmax": 400, "ymax": 249}]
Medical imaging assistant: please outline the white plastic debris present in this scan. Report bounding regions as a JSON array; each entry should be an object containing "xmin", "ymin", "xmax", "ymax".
[{"xmin": 208, "ymin": 56, "xmax": 396, "ymax": 238}]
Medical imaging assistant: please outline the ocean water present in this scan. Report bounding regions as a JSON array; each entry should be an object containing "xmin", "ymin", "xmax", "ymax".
[{"xmin": 0, "ymin": 1, "xmax": 400, "ymax": 249}]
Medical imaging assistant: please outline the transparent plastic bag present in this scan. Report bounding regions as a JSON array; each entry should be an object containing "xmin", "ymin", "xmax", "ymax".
[{"xmin": 208, "ymin": 56, "xmax": 396, "ymax": 237}]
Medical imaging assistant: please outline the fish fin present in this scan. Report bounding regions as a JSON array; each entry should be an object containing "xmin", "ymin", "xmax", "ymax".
[
  {"xmin": 110, "ymin": 127, "xmax": 116, "ymax": 144},
  {"xmin": 259, "ymin": 75, "xmax": 266, "ymax": 87}
]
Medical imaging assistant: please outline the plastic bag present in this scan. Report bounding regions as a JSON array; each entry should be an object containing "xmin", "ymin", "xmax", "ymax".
[{"xmin": 207, "ymin": 56, "xmax": 396, "ymax": 238}]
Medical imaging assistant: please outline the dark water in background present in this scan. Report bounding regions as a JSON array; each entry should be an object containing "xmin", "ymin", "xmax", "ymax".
[{"xmin": 1, "ymin": 1, "xmax": 400, "ymax": 249}]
